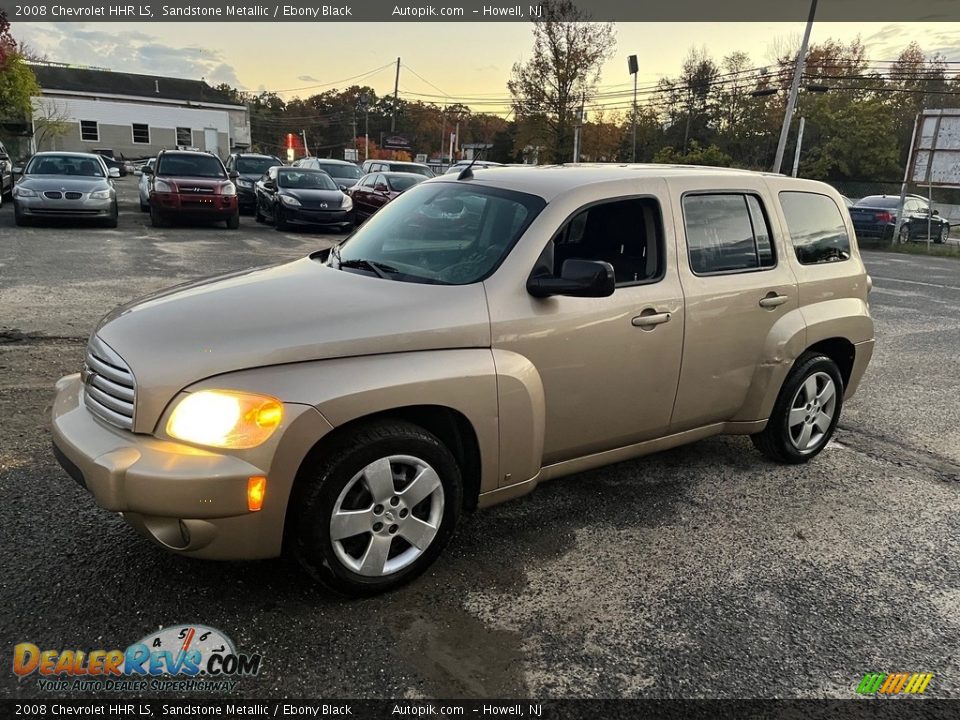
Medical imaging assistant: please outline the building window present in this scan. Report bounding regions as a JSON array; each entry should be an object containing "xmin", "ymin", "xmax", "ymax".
[
  {"xmin": 682, "ymin": 193, "xmax": 777, "ymax": 275},
  {"xmin": 176, "ymin": 127, "xmax": 192, "ymax": 146},
  {"xmin": 79, "ymin": 120, "xmax": 99, "ymax": 142},
  {"xmin": 132, "ymin": 124, "xmax": 150, "ymax": 144}
]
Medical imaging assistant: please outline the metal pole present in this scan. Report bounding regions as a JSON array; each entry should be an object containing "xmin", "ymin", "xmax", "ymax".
[
  {"xmin": 301, "ymin": 129, "xmax": 309, "ymax": 157},
  {"xmin": 364, "ymin": 107, "xmax": 369, "ymax": 161},
  {"xmin": 893, "ymin": 112, "xmax": 921, "ymax": 246},
  {"xmin": 927, "ymin": 181, "xmax": 933, "ymax": 253},
  {"xmin": 791, "ymin": 117, "xmax": 805, "ymax": 177},
  {"xmin": 773, "ymin": 0, "xmax": 817, "ymax": 173},
  {"xmin": 631, "ymin": 72, "xmax": 638, "ymax": 162},
  {"xmin": 439, "ymin": 107, "xmax": 445, "ymax": 164},
  {"xmin": 391, "ymin": 57, "xmax": 400, "ymax": 132}
]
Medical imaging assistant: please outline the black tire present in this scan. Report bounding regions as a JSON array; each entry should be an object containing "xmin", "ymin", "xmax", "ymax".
[
  {"xmin": 226, "ymin": 211, "xmax": 240, "ymax": 230},
  {"xmin": 937, "ymin": 224, "xmax": 949, "ymax": 245},
  {"xmin": 149, "ymin": 205, "xmax": 166, "ymax": 228},
  {"xmin": 13, "ymin": 202, "xmax": 28, "ymax": 227},
  {"xmin": 898, "ymin": 223, "xmax": 910, "ymax": 244},
  {"xmin": 751, "ymin": 352, "xmax": 844, "ymax": 464},
  {"xmin": 339, "ymin": 223, "xmax": 354, "ymax": 234},
  {"xmin": 275, "ymin": 207, "xmax": 288, "ymax": 231},
  {"xmin": 139, "ymin": 199, "xmax": 149, "ymax": 212},
  {"xmin": 254, "ymin": 201, "xmax": 265, "ymax": 223},
  {"xmin": 290, "ymin": 420, "xmax": 463, "ymax": 596},
  {"xmin": 103, "ymin": 203, "xmax": 119, "ymax": 228}
]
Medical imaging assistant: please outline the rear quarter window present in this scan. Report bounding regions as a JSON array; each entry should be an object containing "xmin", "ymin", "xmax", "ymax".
[{"xmin": 779, "ymin": 191, "xmax": 851, "ymax": 265}]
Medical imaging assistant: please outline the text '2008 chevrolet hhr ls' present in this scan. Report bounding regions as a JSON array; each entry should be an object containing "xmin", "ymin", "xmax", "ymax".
[{"xmin": 52, "ymin": 165, "xmax": 873, "ymax": 595}]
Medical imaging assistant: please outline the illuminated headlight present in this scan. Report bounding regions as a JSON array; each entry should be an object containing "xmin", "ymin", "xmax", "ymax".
[
  {"xmin": 90, "ymin": 189, "xmax": 112, "ymax": 199},
  {"xmin": 153, "ymin": 179, "xmax": 175, "ymax": 193},
  {"xmin": 221, "ymin": 182, "xmax": 237, "ymax": 196},
  {"xmin": 341, "ymin": 195, "xmax": 353, "ymax": 211},
  {"xmin": 237, "ymin": 178, "xmax": 253, "ymax": 188},
  {"xmin": 13, "ymin": 186, "xmax": 36, "ymax": 198},
  {"xmin": 166, "ymin": 390, "xmax": 283, "ymax": 449},
  {"xmin": 280, "ymin": 194, "xmax": 301, "ymax": 207}
]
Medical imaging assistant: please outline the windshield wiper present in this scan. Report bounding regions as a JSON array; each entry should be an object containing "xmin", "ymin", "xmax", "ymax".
[{"xmin": 338, "ymin": 258, "xmax": 398, "ymax": 279}]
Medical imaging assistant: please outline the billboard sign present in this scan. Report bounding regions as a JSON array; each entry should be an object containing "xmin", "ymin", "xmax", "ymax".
[
  {"xmin": 910, "ymin": 110, "xmax": 960, "ymax": 188},
  {"xmin": 382, "ymin": 133, "xmax": 411, "ymax": 150}
]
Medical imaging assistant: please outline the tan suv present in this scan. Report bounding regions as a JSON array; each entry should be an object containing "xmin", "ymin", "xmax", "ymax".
[{"xmin": 51, "ymin": 165, "xmax": 873, "ymax": 595}]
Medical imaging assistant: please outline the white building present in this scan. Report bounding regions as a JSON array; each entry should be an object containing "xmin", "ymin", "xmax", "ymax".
[{"xmin": 29, "ymin": 62, "xmax": 250, "ymax": 160}]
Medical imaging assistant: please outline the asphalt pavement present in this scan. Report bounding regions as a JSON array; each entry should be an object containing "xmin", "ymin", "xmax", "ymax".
[{"xmin": 1, "ymin": 179, "xmax": 958, "ymax": 700}]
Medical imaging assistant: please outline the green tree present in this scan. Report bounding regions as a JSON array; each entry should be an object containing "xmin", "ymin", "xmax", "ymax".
[
  {"xmin": 0, "ymin": 11, "xmax": 40, "ymax": 125},
  {"xmin": 508, "ymin": 0, "xmax": 616, "ymax": 163}
]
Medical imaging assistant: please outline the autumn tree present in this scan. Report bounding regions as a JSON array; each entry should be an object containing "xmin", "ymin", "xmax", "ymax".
[{"xmin": 508, "ymin": 0, "xmax": 615, "ymax": 163}]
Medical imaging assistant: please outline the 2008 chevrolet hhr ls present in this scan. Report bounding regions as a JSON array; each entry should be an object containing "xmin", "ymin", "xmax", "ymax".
[{"xmin": 52, "ymin": 165, "xmax": 873, "ymax": 595}]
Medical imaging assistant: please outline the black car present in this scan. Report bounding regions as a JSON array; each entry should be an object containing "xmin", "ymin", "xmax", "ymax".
[
  {"xmin": 0, "ymin": 140, "xmax": 13, "ymax": 199},
  {"xmin": 255, "ymin": 166, "xmax": 353, "ymax": 231},
  {"xmin": 225, "ymin": 152, "xmax": 283, "ymax": 211},
  {"xmin": 850, "ymin": 195, "xmax": 951, "ymax": 244}
]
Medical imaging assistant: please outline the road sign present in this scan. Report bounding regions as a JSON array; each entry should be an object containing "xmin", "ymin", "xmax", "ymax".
[{"xmin": 910, "ymin": 110, "xmax": 960, "ymax": 189}]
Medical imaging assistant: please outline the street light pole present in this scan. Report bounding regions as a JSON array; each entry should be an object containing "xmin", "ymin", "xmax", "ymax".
[{"xmin": 773, "ymin": 0, "xmax": 817, "ymax": 174}]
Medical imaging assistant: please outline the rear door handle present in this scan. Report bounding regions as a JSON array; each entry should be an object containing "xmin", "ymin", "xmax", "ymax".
[
  {"xmin": 759, "ymin": 293, "xmax": 789, "ymax": 309},
  {"xmin": 632, "ymin": 311, "xmax": 671, "ymax": 329}
]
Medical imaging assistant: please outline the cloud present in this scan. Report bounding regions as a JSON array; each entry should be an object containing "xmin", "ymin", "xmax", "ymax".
[
  {"xmin": 297, "ymin": 74, "xmax": 320, "ymax": 82},
  {"xmin": 14, "ymin": 22, "xmax": 244, "ymax": 88}
]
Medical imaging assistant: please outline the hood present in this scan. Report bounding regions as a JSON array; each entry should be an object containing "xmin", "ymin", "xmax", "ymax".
[
  {"xmin": 96, "ymin": 256, "xmax": 491, "ymax": 432},
  {"xmin": 281, "ymin": 188, "xmax": 346, "ymax": 207},
  {"xmin": 20, "ymin": 176, "xmax": 110, "ymax": 191}
]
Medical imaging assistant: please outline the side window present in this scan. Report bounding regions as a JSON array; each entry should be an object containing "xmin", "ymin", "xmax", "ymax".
[
  {"xmin": 683, "ymin": 194, "xmax": 777, "ymax": 275},
  {"xmin": 360, "ymin": 175, "xmax": 375, "ymax": 189},
  {"xmin": 779, "ymin": 191, "xmax": 851, "ymax": 265},
  {"xmin": 550, "ymin": 197, "xmax": 664, "ymax": 286}
]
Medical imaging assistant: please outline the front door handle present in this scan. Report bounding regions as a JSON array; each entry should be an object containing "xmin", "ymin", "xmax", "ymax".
[
  {"xmin": 632, "ymin": 311, "xmax": 671, "ymax": 329},
  {"xmin": 759, "ymin": 293, "xmax": 789, "ymax": 309}
]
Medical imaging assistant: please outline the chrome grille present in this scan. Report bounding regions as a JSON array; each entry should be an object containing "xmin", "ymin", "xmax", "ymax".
[
  {"xmin": 82, "ymin": 336, "xmax": 136, "ymax": 430},
  {"xmin": 44, "ymin": 191, "xmax": 63, "ymax": 199},
  {"xmin": 65, "ymin": 191, "xmax": 82, "ymax": 200},
  {"xmin": 178, "ymin": 185, "xmax": 214, "ymax": 194}
]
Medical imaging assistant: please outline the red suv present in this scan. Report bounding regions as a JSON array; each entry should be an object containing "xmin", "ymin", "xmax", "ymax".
[{"xmin": 146, "ymin": 150, "xmax": 240, "ymax": 229}]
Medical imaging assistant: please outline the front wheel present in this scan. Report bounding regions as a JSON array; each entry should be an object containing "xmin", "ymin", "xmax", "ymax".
[
  {"xmin": 938, "ymin": 224, "xmax": 949, "ymax": 244},
  {"xmin": 751, "ymin": 352, "xmax": 843, "ymax": 464},
  {"xmin": 290, "ymin": 420, "xmax": 462, "ymax": 596},
  {"xmin": 150, "ymin": 205, "xmax": 166, "ymax": 228},
  {"xmin": 225, "ymin": 211, "xmax": 240, "ymax": 230},
  {"xmin": 13, "ymin": 202, "xmax": 28, "ymax": 226},
  {"xmin": 898, "ymin": 224, "xmax": 910, "ymax": 244}
]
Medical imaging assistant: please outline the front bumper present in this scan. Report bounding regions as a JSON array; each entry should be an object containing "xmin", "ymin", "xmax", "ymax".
[
  {"xmin": 236, "ymin": 185, "xmax": 257, "ymax": 208},
  {"xmin": 151, "ymin": 191, "xmax": 237, "ymax": 218},
  {"xmin": 50, "ymin": 374, "xmax": 328, "ymax": 560},
  {"xmin": 16, "ymin": 195, "xmax": 114, "ymax": 218},
  {"xmin": 284, "ymin": 206, "xmax": 351, "ymax": 227}
]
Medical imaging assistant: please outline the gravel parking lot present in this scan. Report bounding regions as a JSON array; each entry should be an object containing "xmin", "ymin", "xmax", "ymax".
[{"xmin": 1, "ymin": 178, "xmax": 959, "ymax": 699}]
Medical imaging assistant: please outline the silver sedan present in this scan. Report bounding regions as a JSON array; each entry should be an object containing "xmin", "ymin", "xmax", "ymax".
[
  {"xmin": 138, "ymin": 157, "xmax": 155, "ymax": 211},
  {"xmin": 13, "ymin": 152, "xmax": 119, "ymax": 227}
]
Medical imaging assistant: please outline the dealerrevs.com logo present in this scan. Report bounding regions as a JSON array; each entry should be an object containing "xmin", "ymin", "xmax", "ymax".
[
  {"xmin": 13, "ymin": 625, "xmax": 262, "ymax": 693},
  {"xmin": 856, "ymin": 673, "xmax": 934, "ymax": 696}
]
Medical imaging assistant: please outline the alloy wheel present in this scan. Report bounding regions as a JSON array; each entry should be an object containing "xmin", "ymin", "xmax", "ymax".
[
  {"xmin": 787, "ymin": 371, "xmax": 837, "ymax": 452},
  {"xmin": 329, "ymin": 455, "xmax": 445, "ymax": 577}
]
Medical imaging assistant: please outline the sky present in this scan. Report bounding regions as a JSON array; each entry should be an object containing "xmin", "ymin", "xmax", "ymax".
[{"xmin": 13, "ymin": 21, "xmax": 960, "ymax": 115}]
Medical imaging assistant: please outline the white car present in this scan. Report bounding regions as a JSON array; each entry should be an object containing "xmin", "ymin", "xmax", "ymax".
[{"xmin": 138, "ymin": 158, "xmax": 155, "ymax": 211}]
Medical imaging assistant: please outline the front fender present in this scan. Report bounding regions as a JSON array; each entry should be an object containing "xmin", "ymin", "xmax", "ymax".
[{"xmin": 188, "ymin": 349, "xmax": 502, "ymax": 495}]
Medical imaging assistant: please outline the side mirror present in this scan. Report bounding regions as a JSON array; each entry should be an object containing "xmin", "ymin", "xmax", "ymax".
[
  {"xmin": 229, "ymin": 171, "xmax": 239, "ymax": 180},
  {"xmin": 527, "ymin": 259, "xmax": 616, "ymax": 299},
  {"xmin": 933, "ymin": 209, "xmax": 940, "ymax": 216},
  {"xmin": 375, "ymin": 183, "xmax": 388, "ymax": 192},
  {"xmin": 142, "ymin": 166, "xmax": 154, "ymax": 176},
  {"xmin": 339, "ymin": 184, "xmax": 348, "ymax": 191},
  {"xmin": 109, "ymin": 167, "xmax": 121, "ymax": 178},
  {"xmin": 12, "ymin": 165, "xmax": 23, "ymax": 177}
]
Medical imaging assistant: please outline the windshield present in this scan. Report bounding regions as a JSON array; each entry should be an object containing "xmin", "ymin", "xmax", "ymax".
[
  {"xmin": 278, "ymin": 169, "xmax": 338, "ymax": 190},
  {"xmin": 855, "ymin": 196, "xmax": 899, "ymax": 208},
  {"xmin": 331, "ymin": 182, "xmax": 545, "ymax": 285},
  {"xmin": 318, "ymin": 163, "xmax": 362, "ymax": 181},
  {"xmin": 157, "ymin": 154, "xmax": 226, "ymax": 179},
  {"xmin": 237, "ymin": 156, "xmax": 279, "ymax": 174},
  {"xmin": 387, "ymin": 175, "xmax": 425, "ymax": 192},
  {"xmin": 26, "ymin": 155, "xmax": 105, "ymax": 177},
  {"xmin": 393, "ymin": 164, "xmax": 433, "ymax": 178}
]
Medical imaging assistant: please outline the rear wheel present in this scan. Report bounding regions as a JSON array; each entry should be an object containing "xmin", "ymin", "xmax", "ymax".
[
  {"xmin": 751, "ymin": 352, "xmax": 843, "ymax": 464},
  {"xmin": 290, "ymin": 420, "xmax": 462, "ymax": 596}
]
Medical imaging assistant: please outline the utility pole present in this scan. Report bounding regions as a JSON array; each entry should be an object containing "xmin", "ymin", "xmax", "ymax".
[
  {"xmin": 791, "ymin": 116, "xmax": 805, "ymax": 177},
  {"xmin": 391, "ymin": 57, "xmax": 400, "ymax": 132},
  {"xmin": 628, "ymin": 55, "xmax": 639, "ymax": 162},
  {"xmin": 573, "ymin": 92, "xmax": 586, "ymax": 163},
  {"xmin": 773, "ymin": 0, "xmax": 818, "ymax": 174},
  {"xmin": 301, "ymin": 129, "xmax": 310, "ymax": 157},
  {"xmin": 439, "ymin": 106, "xmax": 446, "ymax": 164},
  {"xmin": 359, "ymin": 93, "xmax": 371, "ymax": 161}
]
